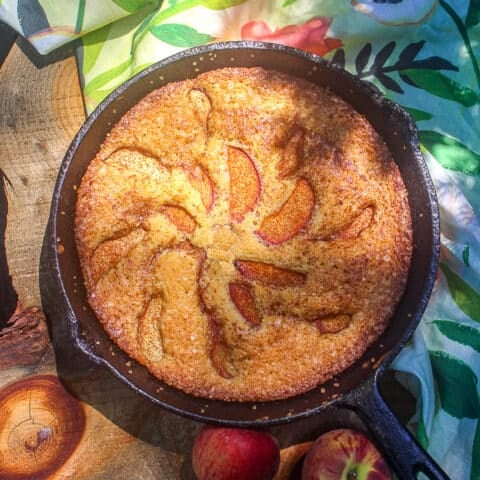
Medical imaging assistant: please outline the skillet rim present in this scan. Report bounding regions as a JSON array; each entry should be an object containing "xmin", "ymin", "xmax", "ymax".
[{"xmin": 47, "ymin": 40, "xmax": 440, "ymax": 426}]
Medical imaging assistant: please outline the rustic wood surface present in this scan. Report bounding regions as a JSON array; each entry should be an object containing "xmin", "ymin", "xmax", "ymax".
[{"xmin": 0, "ymin": 39, "xmax": 413, "ymax": 480}]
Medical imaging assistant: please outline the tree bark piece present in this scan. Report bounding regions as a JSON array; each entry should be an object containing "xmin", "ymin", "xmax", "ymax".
[{"xmin": 0, "ymin": 305, "xmax": 51, "ymax": 369}]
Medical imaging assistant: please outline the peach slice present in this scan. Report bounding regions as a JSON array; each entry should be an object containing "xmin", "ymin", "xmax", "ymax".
[
  {"xmin": 314, "ymin": 314, "xmax": 351, "ymax": 334},
  {"xmin": 227, "ymin": 146, "xmax": 261, "ymax": 223},
  {"xmin": 162, "ymin": 205, "xmax": 196, "ymax": 233},
  {"xmin": 90, "ymin": 228, "xmax": 146, "ymax": 284},
  {"xmin": 277, "ymin": 124, "xmax": 305, "ymax": 178},
  {"xmin": 234, "ymin": 260, "xmax": 306, "ymax": 287},
  {"xmin": 328, "ymin": 206, "xmax": 374, "ymax": 241},
  {"xmin": 199, "ymin": 256, "xmax": 238, "ymax": 378},
  {"xmin": 184, "ymin": 165, "xmax": 215, "ymax": 212},
  {"xmin": 208, "ymin": 316, "xmax": 237, "ymax": 379},
  {"xmin": 257, "ymin": 178, "xmax": 315, "ymax": 245},
  {"xmin": 229, "ymin": 282, "xmax": 261, "ymax": 326},
  {"xmin": 188, "ymin": 88, "xmax": 211, "ymax": 123}
]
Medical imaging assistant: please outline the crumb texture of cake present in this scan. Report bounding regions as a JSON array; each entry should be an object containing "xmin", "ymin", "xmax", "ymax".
[{"xmin": 75, "ymin": 67, "xmax": 413, "ymax": 402}]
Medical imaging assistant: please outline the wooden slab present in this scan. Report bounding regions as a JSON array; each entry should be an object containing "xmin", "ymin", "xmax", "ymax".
[
  {"xmin": 0, "ymin": 41, "xmax": 84, "ymax": 309},
  {"xmin": 0, "ymin": 40, "xmax": 199, "ymax": 480}
]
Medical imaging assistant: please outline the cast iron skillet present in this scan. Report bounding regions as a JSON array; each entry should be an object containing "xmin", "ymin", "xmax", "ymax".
[{"xmin": 46, "ymin": 41, "xmax": 446, "ymax": 479}]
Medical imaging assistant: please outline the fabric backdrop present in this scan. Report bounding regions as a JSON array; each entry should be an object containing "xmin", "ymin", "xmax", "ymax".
[{"xmin": 1, "ymin": 1, "xmax": 480, "ymax": 478}]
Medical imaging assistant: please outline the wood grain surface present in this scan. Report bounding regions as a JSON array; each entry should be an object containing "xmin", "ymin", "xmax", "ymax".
[{"xmin": 0, "ymin": 39, "xmax": 414, "ymax": 480}]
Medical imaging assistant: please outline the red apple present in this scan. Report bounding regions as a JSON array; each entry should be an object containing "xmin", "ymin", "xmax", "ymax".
[
  {"xmin": 192, "ymin": 426, "xmax": 280, "ymax": 480},
  {"xmin": 302, "ymin": 428, "xmax": 391, "ymax": 480}
]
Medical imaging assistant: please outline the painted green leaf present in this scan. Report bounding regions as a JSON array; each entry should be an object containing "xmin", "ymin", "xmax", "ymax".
[
  {"xmin": 415, "ymin": 412, "xmax": 429, "ymax": 449},
  {"xmin": 131, "ymin": 62, "xmax": 151, "ymax": 77},
  {"xmin": 429, "ymin": 350, "xmax": 480, "ymax": 418},
  {"xmin": 464, "ymin": 244, "xmax": 471, "ymax": 267},
  {"xmin": 402, "ymin": 106, "xmax": 433, "ymax": 122},
  {"xmin": 198, "ymin": 0, "xmax": 247, "ymax": 9},
  {"xmin": 85, "ymin": 61, "xmax": 151, "ymax": 110},
  {"xmin": 331, "ymin": 48, "xmax": 346, "ymax": 69},
  {"xmin": 85, "ymin": 88, "xmax": 115, "ymax": 111},
  {"xmin": 402, "ymin": 69, "xmax": 480, "ymax": 107},
  {"xmin": 112, "ymin": 0, "xmax": 152, "ymax": 13},
  {"xmin": 419, "ymin": 131, "xmax": 480, "ymax": 176},
  {"xmin": 131, "ymin": 7, "xmax": 157, "ymax": 54},
  {"xmin": 84, "ymin": 59, "xmax": 132, "ymax": 96},
  {"xmin": 466, "ymin": 0, "xmax": 480, "ymax": 28},
  {"xmin": 75, "ymin": 0, "xmax": 86, "ymax": 33},
  {"xmin": 433, "ymin": 320, "xmax": 480, "ymax": 352},
  {"xmin": 377, "ymin": 73, "xmax": 403, "ymax": 93},
  {"xmin": 283, "ymin": 0, "xmax": 297, "ymax": 6},
  {"xmin": 356, "ymin": 43, "xmax": 372, "ymax": 75},
  {"xmin": 440, "ymin": 263, "xmax": 480, "ymax": 321},
  {"xmin": 150, "ymin": 23, "xmax": 215, "ymax": 47},
  {"xmin": 82, "ymin": 25, "xmax": 112, "ymax": 75},
  {"xmin": 471, "ymin": 418, "xmax": 480, "ymax": 480}
]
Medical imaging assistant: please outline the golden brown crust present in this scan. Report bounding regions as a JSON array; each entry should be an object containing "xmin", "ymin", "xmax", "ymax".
[{"xmin": 75, "ymin": 67, "xmax": 412, "ymax": 401}]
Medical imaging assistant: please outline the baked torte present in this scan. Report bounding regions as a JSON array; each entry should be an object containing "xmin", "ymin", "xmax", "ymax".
[{"xmin": 75, "ymin": 67, "xmax": 412, "ymax": 401}]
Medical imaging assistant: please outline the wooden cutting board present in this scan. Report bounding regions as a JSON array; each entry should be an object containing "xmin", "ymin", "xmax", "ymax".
[{"xmin": 0, "ymin": 39, "xmax": 413, "ymax": 480}]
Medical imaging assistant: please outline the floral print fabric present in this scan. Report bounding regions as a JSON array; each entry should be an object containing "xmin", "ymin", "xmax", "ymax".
[{"xmin": 1, "ymin": 1, "xmax": 480, "ymax": 478}]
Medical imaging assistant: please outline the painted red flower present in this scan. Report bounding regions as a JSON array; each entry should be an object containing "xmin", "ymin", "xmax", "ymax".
[{"xmin": 241, "ymin": 17, "xmax": 342, "ymax": 57}]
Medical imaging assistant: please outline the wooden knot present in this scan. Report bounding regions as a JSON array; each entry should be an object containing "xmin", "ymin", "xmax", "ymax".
[{"xmin": 0, "ymin": 375, "xmax": 85, "ymax": 480}]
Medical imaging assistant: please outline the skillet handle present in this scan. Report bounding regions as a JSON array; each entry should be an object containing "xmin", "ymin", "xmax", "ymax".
[{"xmin": 342, "ymin": 374, "xmax": 450, "ymax": 480}]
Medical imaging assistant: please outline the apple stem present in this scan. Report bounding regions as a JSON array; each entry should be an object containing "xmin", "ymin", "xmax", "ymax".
[{"xmin": 347, "ymin": 471, "xmax": 358, "ymax": 480}]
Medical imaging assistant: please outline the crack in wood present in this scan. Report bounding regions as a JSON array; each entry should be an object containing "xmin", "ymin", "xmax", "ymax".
[{"xmin": 0, "ymin": 168, "xmax": 18, "ymax": 329}]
